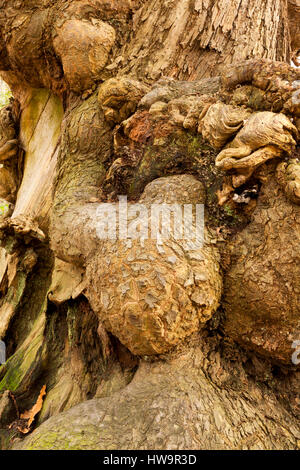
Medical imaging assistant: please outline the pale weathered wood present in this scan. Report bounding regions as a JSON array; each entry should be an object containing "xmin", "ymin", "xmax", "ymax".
[{"xmin": 13, "ymin": 90, "xmax": 63, "ymax": 232}]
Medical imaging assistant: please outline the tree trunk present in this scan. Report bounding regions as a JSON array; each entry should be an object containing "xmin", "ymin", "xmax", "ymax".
[
  {"xmin": 11, "ymin": 338, "xmax": 300, "ymax": 450},
  {"xmin": 121, "ymin": 0, "xmax": 291, "ymax": 81},
  {"xmin": 0, "ymin": 0, "xmax": 299, "ymax": 450},
  {"xmin": 288, "ymin": 0, "xmax": 300, "ymax": 64}
]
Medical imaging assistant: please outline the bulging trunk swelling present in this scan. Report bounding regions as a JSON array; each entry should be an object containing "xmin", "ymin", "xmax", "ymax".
[{"xmin": 0, "ymin": 0, "xmax": 299, "ymax": 451}]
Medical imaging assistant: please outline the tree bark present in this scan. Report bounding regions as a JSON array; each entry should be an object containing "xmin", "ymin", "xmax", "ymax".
[
  {"xmin": 0, "ymin": 0, "xmax": 293, "ymax": 96},
  {"xmin": 12, "ymin": 338, "xmax": 300, "ymax": 450},
  {"xmin": 0, "ymin": 0, "xmax": 299, "ymax": 451},
  {"xmin": 288, "ymin": 0, "xmax": 300, "ymax": 64},
  {"xmin": 120, "ymin": 0, "xmax": 291, "ymax": 81}
]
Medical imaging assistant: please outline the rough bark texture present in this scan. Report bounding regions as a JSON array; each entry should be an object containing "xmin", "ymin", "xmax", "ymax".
[
  {"xmin": 120, "ymin": 0, "xmax": 291, "ymax": 82},
  {"xmin": 0, "ymin": 0, "xmax": 299, "ymax": 451},
  {"xmin": 12, "ymin": 338, "xmax": 300, "ymax": 450},
  {"xmin": 224, "ymin": 173, "xmax": 300, "ymax": 364},
  {"xmin": 0, "ymin": 0, "xmax": 293, "ymax": 97},
  {"xmin": 85, "ymin": 175, "xmax": 222, "ymax": 355},
  {"xmin": 288, "ymin": 0, "xmax": 300, "ymax": 65}
]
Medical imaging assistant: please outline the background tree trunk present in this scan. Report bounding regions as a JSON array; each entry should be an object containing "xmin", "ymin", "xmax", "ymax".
[{"xmin": 120, "ymin": 0, "xmax": 291, "ymax": 81}]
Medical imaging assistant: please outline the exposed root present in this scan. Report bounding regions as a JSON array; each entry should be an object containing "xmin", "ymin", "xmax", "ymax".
[{"xmin": 215, "ymin": 112, "xmax": 298, "ymax": 186}]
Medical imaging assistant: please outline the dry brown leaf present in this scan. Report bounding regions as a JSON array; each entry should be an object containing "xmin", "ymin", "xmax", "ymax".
[{"xmin": 18, "ymin": 385, "xmax": 46, "ymax": 434}]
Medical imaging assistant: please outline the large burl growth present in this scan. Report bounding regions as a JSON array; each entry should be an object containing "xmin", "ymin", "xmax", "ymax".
[{"xmin": 0, "ymin": 0, "xmax": 299, "ymax": 450}]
